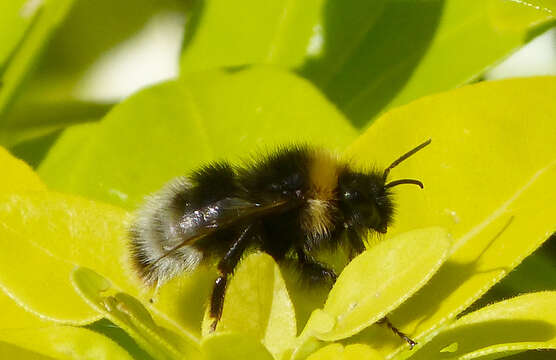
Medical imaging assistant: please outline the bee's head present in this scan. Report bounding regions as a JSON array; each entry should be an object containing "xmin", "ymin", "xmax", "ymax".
[
  {"xmin": 339, "ymin": 139, "xmax": 431, "ymax": 234},
  {"xmin": 338, "ymin": 170, "xmax": 393, "ymax": 233}
]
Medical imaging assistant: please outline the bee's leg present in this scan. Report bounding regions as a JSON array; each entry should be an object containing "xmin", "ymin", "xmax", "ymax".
[
  {"xmin": 346, "ymin": 231, "xmax": 416, "ymax": 349},
  {"xmin": 209, "ymin": 224, "xmax": 255, "ymax": 332},
  {"xmin": 296, "ymin": 249, "xmax": 337, "ymax": 283},
  {"xmin": 347, "ymin": 229, "xmax": 366, "ymax": 259},
  {"xmin": 377, "ymin": 317, "xmax": 417, "ymax": 349}
]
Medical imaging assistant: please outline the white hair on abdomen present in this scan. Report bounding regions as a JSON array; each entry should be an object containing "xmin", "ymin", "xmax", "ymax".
[{"xmin": 130, "ymin": 176, "xmax": 203, "ymax": 287}]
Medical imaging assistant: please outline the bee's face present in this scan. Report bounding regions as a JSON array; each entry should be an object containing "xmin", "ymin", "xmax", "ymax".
[{"xmin": 338, "ymin": 170, "xmax": 394, "ymax": 233}]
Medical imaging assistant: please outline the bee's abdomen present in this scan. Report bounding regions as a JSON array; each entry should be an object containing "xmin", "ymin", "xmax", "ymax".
[
  {"xmin": 129, "ymin": 162, "xmax": 241, "ymax": 287},
  {"xmin": 129, "ymin": 177, "xmax": 203, "ymax": 286}
]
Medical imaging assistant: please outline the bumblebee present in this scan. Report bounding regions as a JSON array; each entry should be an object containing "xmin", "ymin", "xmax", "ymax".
[{"xmin": 129, "ymin": 139, "xmax": 430, "ymax": 345}]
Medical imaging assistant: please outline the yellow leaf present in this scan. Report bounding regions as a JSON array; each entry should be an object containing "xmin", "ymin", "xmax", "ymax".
[
  {"xmin": 0, "ymin": 192, "xmax": 132, "ymax": 324},
  {"xmin": 0, "ymin": 147, "xmax": 47, "ymax": 328},
  {"xmin": 408, "ymin": 292, "xmax": 556, "ymax": 359},
  {"xmin": 201, "ymin": 333, "xmax": 274, "ymax": 360},
  {"xmin": 0, "ymin": 326, "xmax": 134, "ymax": 360},
  {"xmin": 72, "ymin": 267, "xmax": 201, "ymax": 360},
  {"xmin": 0, "ymin": 147, "xmax": 44, "ymax": 193},
  {"xmin": 306, "ymin": 343, "xmax": 384, "ymax": 360},
  {"xmin": 345, "ymin": 77, "xmax": 556, "ymax": 357},
  {"xmin": 310, "ymin": 228, "xmax": 450, "ymax": 341},
  {"xmin": 0, "ymin": 294, "xmax": 46, "ymax": 330},
  {"xmin": 0, "ymin": 189, "xmax": 205, "ymax": 343},
  {"xmin": 0, "ymin": 342, "xmax": 52, "ymax": 360}
]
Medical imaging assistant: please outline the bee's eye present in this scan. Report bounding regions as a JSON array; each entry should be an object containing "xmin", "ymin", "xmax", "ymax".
[
  {"xmin": 283, "ymin": 173, "xmax": 302, "ymax": 188},
  {"xmin": 269, "ymin": 173, "xmax": 303, "ymax": 194},
  {"xmin": 343, "ymin": 190, "xmax": 360, "ymax": 201}
]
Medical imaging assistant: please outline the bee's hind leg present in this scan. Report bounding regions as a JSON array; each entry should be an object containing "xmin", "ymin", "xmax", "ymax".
[
  {"xmin": 148, "ymin": 280, "xmax": 161, "ymax": 303},
  {"xmin": 209, "ymin": 224, "xmax": 255, "ymax": 332}
]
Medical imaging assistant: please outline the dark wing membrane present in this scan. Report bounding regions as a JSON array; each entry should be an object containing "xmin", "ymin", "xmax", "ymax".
[{"xmin": 150, "ymin": 197, "xmax": 299, "ymax": 265}]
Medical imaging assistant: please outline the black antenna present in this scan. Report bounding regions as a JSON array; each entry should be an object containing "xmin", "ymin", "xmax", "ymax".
[
  {"xmin": 383, "ymin": 139, "xmax": 431, "ymax": 188},
  {"xmin": 384, "ymin": 179, "xmax": 423, "ymax": 189}
]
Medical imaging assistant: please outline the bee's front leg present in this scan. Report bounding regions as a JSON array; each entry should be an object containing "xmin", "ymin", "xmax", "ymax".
[
  {"xmin": 377, "ymin": 317, "xmax": 417, "ymax": 349},
  {"xmin": 296, "ymin": 249, "xmax": 337, "ymax": 284}
]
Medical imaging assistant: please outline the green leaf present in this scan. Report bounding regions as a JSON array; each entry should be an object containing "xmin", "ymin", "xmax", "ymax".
[
  {"xmin": 344, "ymin": 77, "xmax": 556, "ymax": 357},
  {"xmin": 0, "ymin": 0, "xmax": 188, "ymax": 148},
  {"xmin": 497, "ymin": 251, "xmax": 556, "ymax": 294},
  {"xmin": 34, "ymin": 121, "xmax": 99, "ymax": 180},
  {"xmin": 86, "ymin": 319, "xmax": 156, "ymax": 360},
  {"xmin": 487, "ymin": 0, "xmax": 555, "ymax": 30},
  {"xmin": 0, "ymin": 326, "xmax": 135, "ymax": 360},
  {"xmin": 179, "ymin": 1, "xmax": 555, "ymax": 127},
  {"xmin": 471, "ymin": 245, "xmax": 556, "ymax": 312},
  {"xmin": 202, "ymin": 253, "xmax": 296, "ymax": 358},
  {"xmin": 305, "ymin": 228, "xmax": 450, "ymax": 341},
  {"xmin": 408, "ymin": 292, "xmax": 556, "ymax": 360},
  {"xmin": 180, "ymin": 0, "xmax": 327, "ymax": 71},
  {"xmin": 322, "ymin": 0, "xmax": 556, "ymax": 127},
  {"xmin": 201, "ymin": 333, "xmax": 274, "ymax": 360},
  {"xmin": 8, "ymin": 129, "xmax": 63, "ymax": 169},
  {"xmin": 0, "ymin": 1, "xmax": 38, "ymax": 69},
  {"xmin": 294, "ymin": 1, "xmax": 389, "ymax": 82},
  {"xmin": 306, "ymin": 343, "xmax": 384, "ymax": 360},
  {"xmin": 0, "ymin": 100, "xmax": 112, "ymax": 148},
  {"xmin": 35, "ymin": 0, "xmax": 184, "ymax": 82},
  {"xmin": 0, "ymin": 0, "xmax": 75, "ymax": 118},
  {"xmin": 38, "ymin": 67, "xmax": 357, "ymax": 208},
  {"xmin": 0, "ymin": 192, "xmax": 132, "ymax": 324},
  {"xmin": 72, "ymin": 267, "xmax": 201, "ymax": 360},
  {"xmin": 298, "ymin": 0, "xmax": 443, "ymax": 126},
  {"xmin": 179, "ymin": 0, "xmax": 393, "ymax": 97}
]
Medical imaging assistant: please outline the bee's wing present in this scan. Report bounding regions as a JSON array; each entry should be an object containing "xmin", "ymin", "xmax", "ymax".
[
  {"xmin": 151, "ymin": 197, "xmax": 297, "ymax": 265},
  {"xmin": 197, "ymin": 197, "xmax": 297, "ymax": 227}
]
